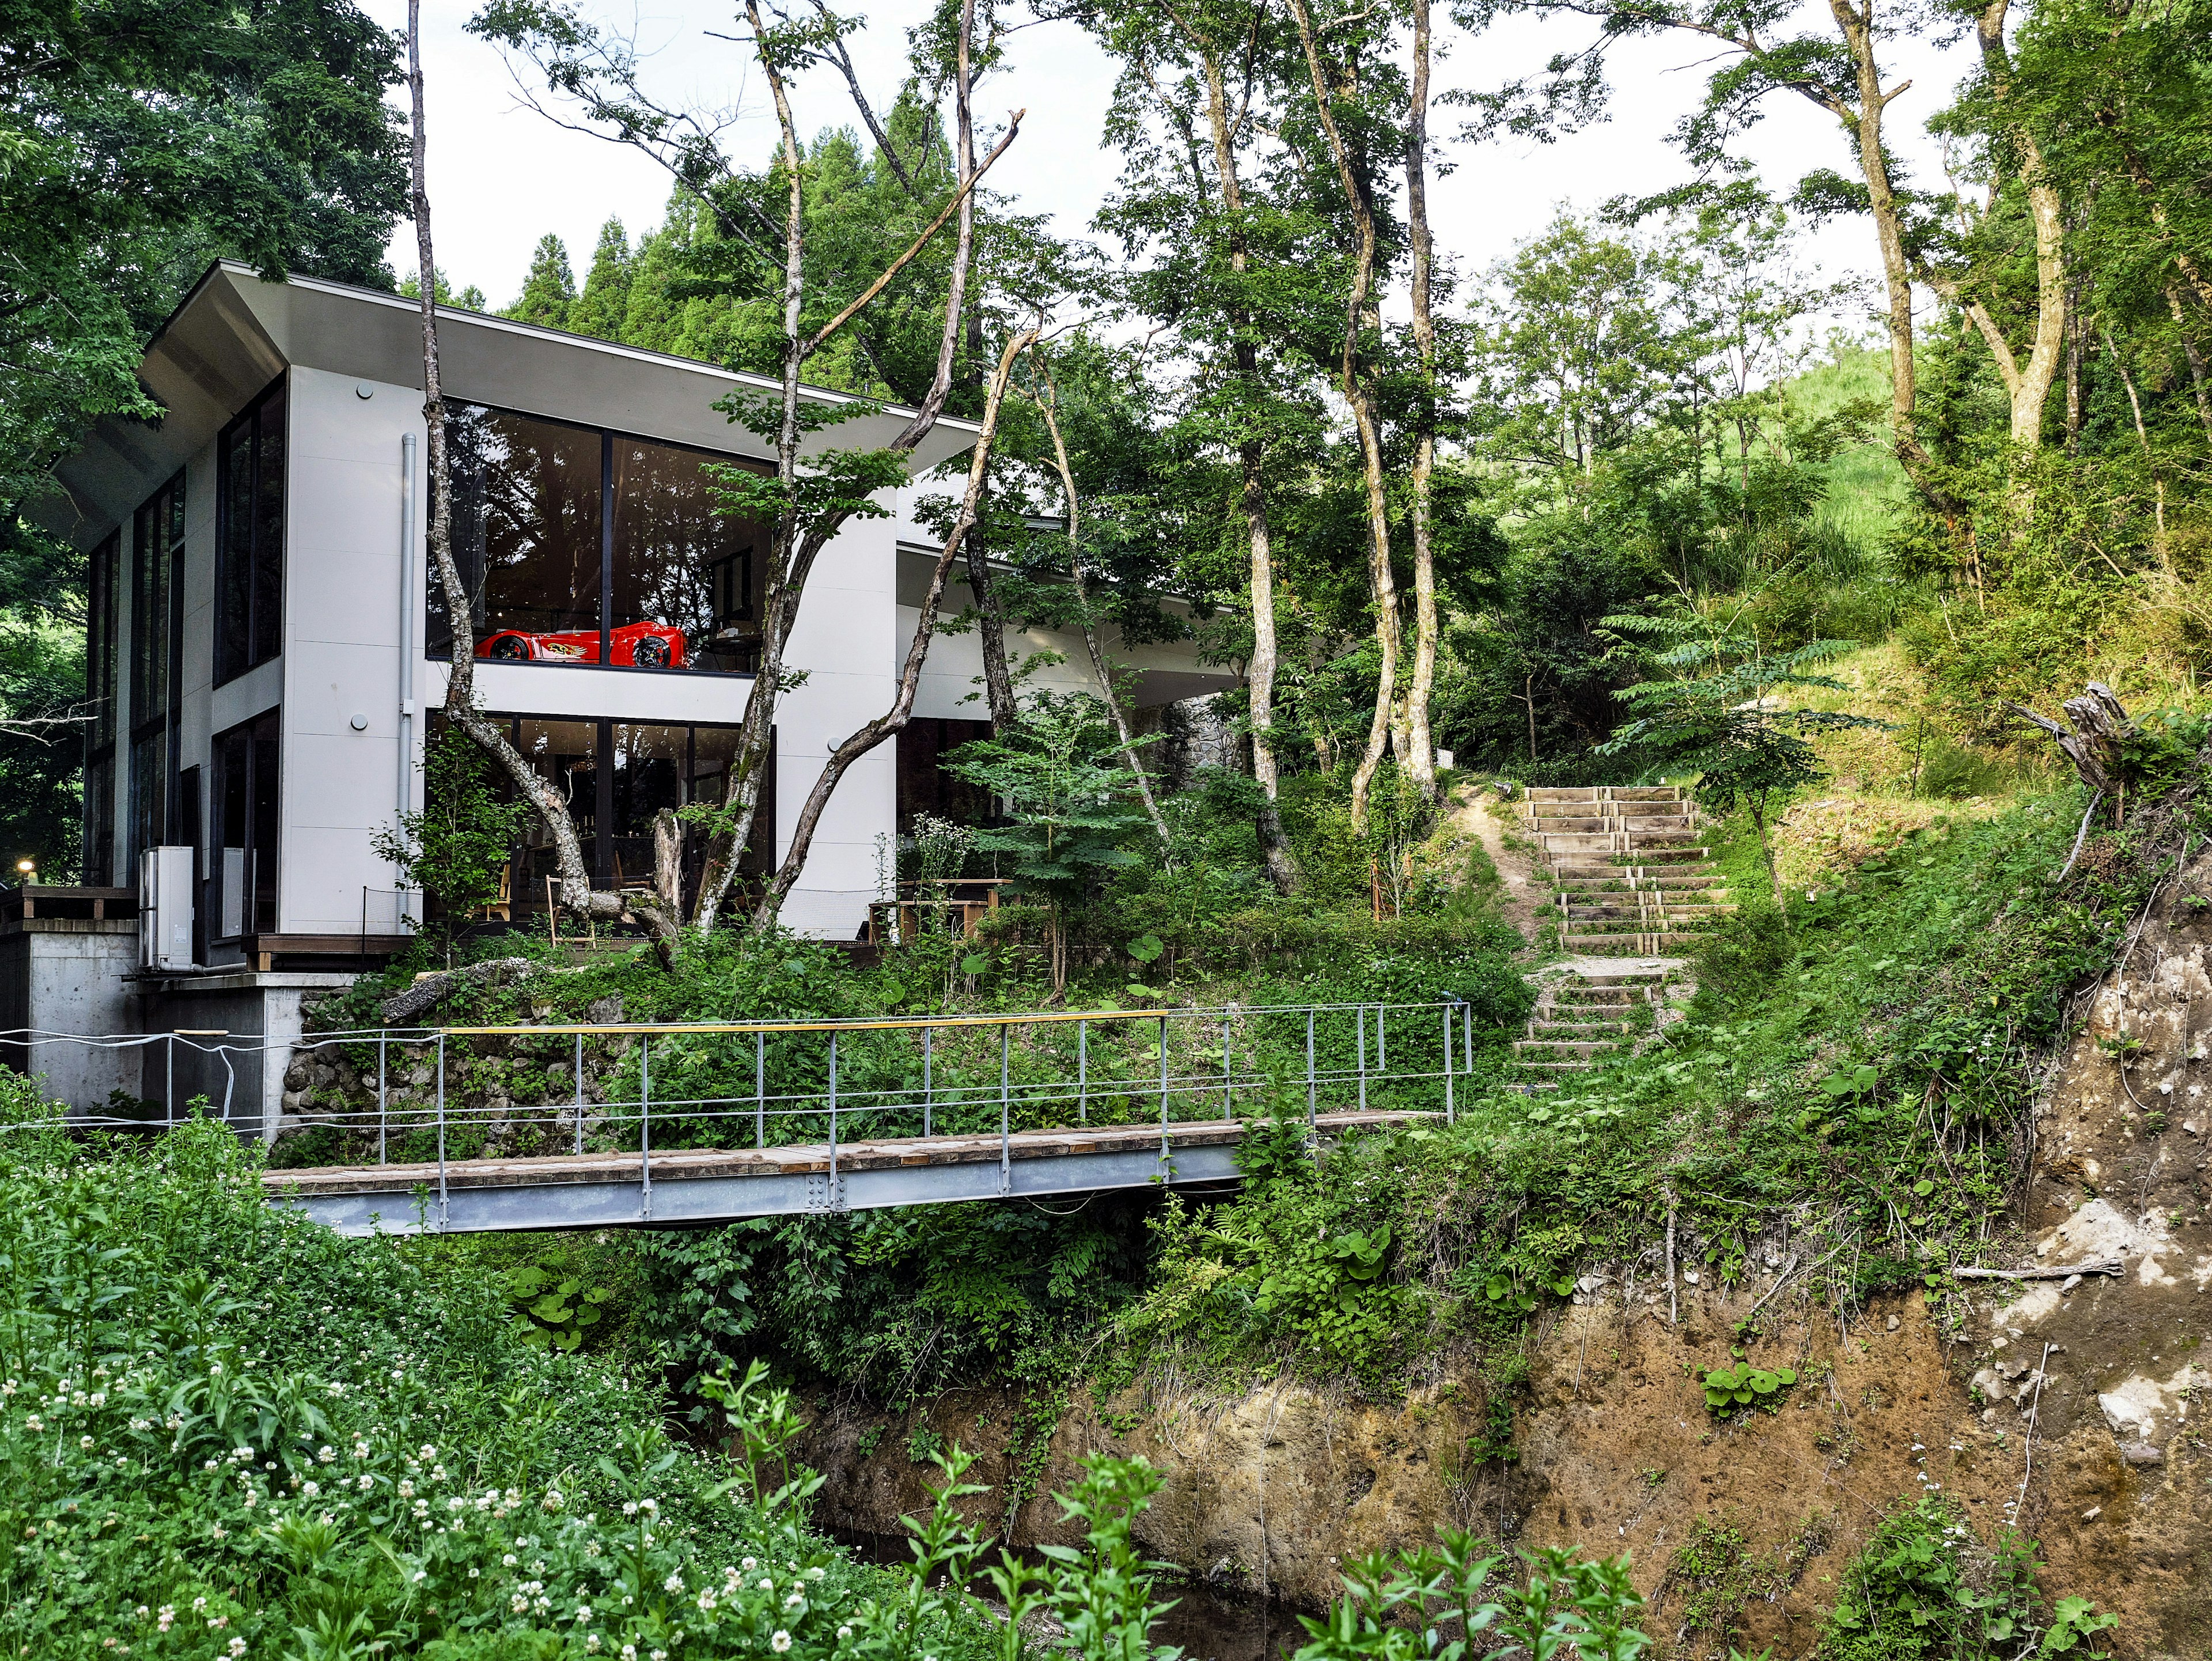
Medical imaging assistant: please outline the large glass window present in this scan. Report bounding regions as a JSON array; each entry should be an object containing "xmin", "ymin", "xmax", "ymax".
[
  {"xmin": 429, "ymin": 404, "xmax": 763, "ymax": 674},
  {"xmin": 128, "ymin": 475, "xmax": 185, "ymax": 871},
  {"xmin": 218, "ymin": 378, "xmax": 286, "ymax": 683},
  {"xmin": 430, "ymin": 715, "xmax": 773, "ymax": 925},
  {"xmin": 211, "ymin": 710, "xmax": 280, "ymax": 940},
  {"xmin": 433, "ymin": 405, "xmax": 603, "ymax": 660},
  {"xmin": 82, "ymin": 531, "xmax": 120, "ymax": 884},
  {"xmin": 611, "ymin": 436, "xmax": 762, "ymax": 673}
]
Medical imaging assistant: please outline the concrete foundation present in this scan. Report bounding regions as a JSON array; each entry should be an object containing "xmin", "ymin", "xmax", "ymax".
[
  {"xmin": 0, "ymin": 921, "xmax": 142, "ymax": 1114},
  {"xmin": 132, "ymin": 971, "xmax": 359, "ymax": 1140}
]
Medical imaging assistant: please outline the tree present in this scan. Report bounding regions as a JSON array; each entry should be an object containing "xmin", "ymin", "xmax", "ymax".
[
  {"xmin": 1599, "ymin": 641, "xmax": 1883, "ymax": 906},
  {"xmin": 1285, "ymin": 0, "xmax": 1408, "ymax": 835},
  {"xmin": 506, "ymin": 232, "xmax": 577, "ymax": 328},
  {"xmin": 945, "ymin": 693, "xmax": 1153, "ymax": 996},
  {"xmin": 1078, "ymin": 0, "xmax": 1319, "ymax": 890},
  {"xmin": 467, "ymin": 0, "xmax": 1033, "ymax": 937},
  {"xmin": 372, "ymin": 724, "xmax": 530, "ymax": 964},
  {"xmin": 1, "ymin": 0, "xmax": 405, "ymax": 888},
  {"xmin": 568, "ymin": 218, "xmax": 634, "ymax": 339}
]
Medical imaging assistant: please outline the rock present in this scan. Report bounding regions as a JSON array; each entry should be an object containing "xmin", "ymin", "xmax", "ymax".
[
  {"xmin": 588, "ymin": 996, "xmax": 624, "ymax": 1026},
  {"xmin": 284, "ymin": 1062, "xmax": 310, "ymax": 1089},
  {"xmin": 1887, "ymin": 1315, "xmax": 1900, "ymax": 1332},
  {"xmin": 1683, "ymin": 1270, "xmax": 1699, "ymax": 1285},
  {"xmin": 2119, "ymin": 1441, "xmax": 2164, "ymax": 1467},
  {"xmin": 2082, "ymin": 1505, "xmax": 2102, "ymax": 1520}
]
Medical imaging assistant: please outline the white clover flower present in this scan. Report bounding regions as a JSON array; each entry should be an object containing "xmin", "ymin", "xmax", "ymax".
[
  {"xmin": 430, "ymin": 1465, "xmax": 447, "ymax": 1483},
  {"xmin": 233, "ymin": 1447, "xmax": 253, "ymax": 1462},
  {"xmin": 541, "ymin": 1489, "xmax": 563, "ymax": 1511},
  {"xmin": 316, "ymin": 1446, "xmax": 336, "ymax": 1464},
  {"xmin": 771, "ymin": 1632, "xmax": 792, "ymax": 1654},
  {"xmin": 838, "ymin": 1627, "xmax": 852, "ymax": 1642},
  {"xmin": 785, "ymin": 1593, "xmax": 805, "ymax": 1611},
  {"xmin": 303, "ymin": 1482, "xmax": 320, "ymax": 1499},
  {"xmin": 620, "ymin": 1647, "xmax": 637, "ymax": 1661},
  {"xmin": 664, "ymin": 1573, "xmax": 684, "ymax": 1594},
  {"xmin": 356, "ymin": 1475, "xmax": 373, "ymax": 1492},
  {"xmin": 695, "ymin": 1591, "xmax": 717, "ymax": 1612},
  {"xmin": 585, "ymin": 1639, "xmax": 601, "ymax": 1655},
  {"xmin": 241, "ymin": 1492, "xmax": 257, "ymax": 1510},
  {"xmin": 622, "ymin": 1501, "xmax": 638, "ymax": 1517},
  {"xmin": 575, "ymin": 1607, "xmax": 593, "ymax": 1624},
  {"xmin": 135, "ymin": 1607, "xmax": 149, "ymax": 1620},
  {"xmin": 638, "ymin": 1497, "xmax": 657, "ymax": 1515},
  {"xmin": 758, "ymin": 1578, "xmax": 775, "ymax": 1591},
  {"xmin": 806, "ymin": 1566, "xmax": 824, "ymax": 1581},
  {"xmin": 511, "ymin": 1595, "xmax": 530, "ymax": 1615},
  {"xmin": 22, "ymin": 1416, "xmax": 40, "ymax": 1432},
  {"xmin": 88, "ymin": 1392, "xmax": 105, "ymax": 1408},
  {"xmin": 652, "ymin": 1652, "xmax": 666, "ymax": 1661},
  {"xmin": 227, "ymin": 1640, "xmax": 246, "ymax": 1659},
  {"xmin": 397, "ymin": 1480, "xmax": 415, "ymax": 1499},
  {"xmin": 419, "ymin": 1444, "xmax": 437, "ymax": 1460},
  {"xmin": 208, "ymin": 1616, "xmax": 228, "ymax": 1629},
  {"xmin": 446, "ymin": 1497, "xmax": 464, "ymax": 1513},
  {"xmin": 503, "ymin": 1553, "xmax": 518, "ymax": 1567},
  {"xmin": 412, "ymin": 1571, "xmax": 427, "ymax": 1584},
  {"xmin": 741, "ymin": 1556, "xmax": 756, "ymax": 1571}
]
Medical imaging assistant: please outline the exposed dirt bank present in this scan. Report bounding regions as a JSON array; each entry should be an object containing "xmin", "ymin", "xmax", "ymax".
[{"xmin": 798, "ymin": 846, "xmax": 2212, "ymax": 1659}]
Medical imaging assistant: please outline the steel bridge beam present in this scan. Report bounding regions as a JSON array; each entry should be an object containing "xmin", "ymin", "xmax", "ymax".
[{"xmin": 264, "ymin": 1111, "xmax": 1421, "ymax": 1236}]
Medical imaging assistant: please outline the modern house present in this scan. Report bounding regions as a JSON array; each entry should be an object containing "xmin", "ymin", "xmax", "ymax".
[{"xmin": 8, "ymin": 263, "xmax": 1234, "ymax": 1129}]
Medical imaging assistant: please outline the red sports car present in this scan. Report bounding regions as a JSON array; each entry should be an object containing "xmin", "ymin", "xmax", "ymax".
[{"xmin": 476, "ymin": 620, "xmax": 688, "ymax": 669}]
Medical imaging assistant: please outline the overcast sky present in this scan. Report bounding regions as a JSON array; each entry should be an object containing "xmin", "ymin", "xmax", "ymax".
[{"xmin": 368, "ymin": 0, "xmax": 1976, "ymax": 336}]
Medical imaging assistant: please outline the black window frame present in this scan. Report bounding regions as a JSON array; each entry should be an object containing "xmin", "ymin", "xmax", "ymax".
[
  {"xmin": 127, "ymin": 471, "xmax": 186, "ymax": 873},
  {"xmin": 82, "ymin": 529, "xmax": 120, "ymax": 884},
  {"xmin": 209, "ymin": 709, "xmax": 281, "ymax": 944},
  {"xmin": 216, "ymin": 373, "xmax": 288, "ymax": 686},
  {"xmin": 429, "ymin": 399, "xmax": 763, "ymax": 677},
  {"xmin": 434, "ymin": 712, "xmax": 772, "ymax": 914}
]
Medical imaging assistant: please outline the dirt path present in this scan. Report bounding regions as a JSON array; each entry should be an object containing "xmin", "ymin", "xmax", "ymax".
[{"xmin": 1449, "ymin": 784, "xmax": 1545, "ymax": 943}]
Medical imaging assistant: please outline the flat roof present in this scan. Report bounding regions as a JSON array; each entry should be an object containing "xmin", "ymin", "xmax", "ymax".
[{"xmin": 41, "ymin": 261, "xmax": 981, "ymax": 546}]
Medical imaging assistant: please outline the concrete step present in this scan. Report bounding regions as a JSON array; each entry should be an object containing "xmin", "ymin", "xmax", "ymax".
[
  {"xmin": 1525, "ymin": 786, "xmax": 1687, "ymax": 803},
  {"xmin": 1528, "ymin": 1019, "xmax": 1631, "ymax": 1038},
  {"xmin": 1514, "ymin": 1039, "xmax": 1618, "ymax": 1058},
  {"xmin": 1562, "ymin": 933, "xmax": 1699, "ymax": 955}
]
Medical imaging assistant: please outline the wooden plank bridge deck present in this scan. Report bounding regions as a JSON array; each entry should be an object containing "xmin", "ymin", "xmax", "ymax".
[{"xmin": 263, "ymin": 1109, "xmax": 1427, "ymax": 1235}]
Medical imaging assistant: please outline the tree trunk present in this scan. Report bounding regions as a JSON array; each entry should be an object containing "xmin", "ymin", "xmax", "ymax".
[
  {"xmin": 404, "ymin": 0, "xmax": 678, "ymax": 961},
  {"xmin": 1189, "ymin": 40, "xmax": 1300, "ymax": 892},
  {"xmin": 687, "ymin": 0, "xmax": 1005, "ymax": 934},
  {"xmin": 2166, "ymin": 285, "xmax": 2212, "ymax": 446},
  {"xmin": 1826, "ymin": 0, "xmax": 1938, "ymax": 486},
  {"xmin": 964, "ymin": 500, "xmax": 1020, "ymax": 732},
  {"xmin": 1034, "ymin": 370, "xmax": 1171, "ymax": 852},
  {"xmin": 1402, "ymin": 0, "xmax": 1440, "ymax": 801},
  {"xmin": 1241, "ymin": 452, "xmax": 1301, "ymax": 895},
  {"xmin": 1288, "ymin": 0, "xmax": 1402, "ymax": 835},
  {"xmin": 752, "ymin": 325, "xmax": 1043, "ymax": 928}
]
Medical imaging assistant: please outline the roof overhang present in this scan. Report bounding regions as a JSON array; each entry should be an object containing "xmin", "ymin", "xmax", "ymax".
[{"xmin": 40, "ymin": 262, "xmax": 982, "ymax": 546}]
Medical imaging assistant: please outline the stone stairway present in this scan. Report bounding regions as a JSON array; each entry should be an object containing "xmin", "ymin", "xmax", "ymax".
[
  {"xmin": 1509, "ymin": 785, "xmax": 1728, "ymax": 1083},
  {"xmin": 1512, "ymin": 964, "xmax": 1670, "ymax": 1077},
  {"xmin": 1528, "ymin": 786, "xmax": 1734, "ymax": 956}
]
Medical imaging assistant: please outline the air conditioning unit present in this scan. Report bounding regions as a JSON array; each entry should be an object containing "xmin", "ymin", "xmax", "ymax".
[{"xmin": 139, "ymin": 846, "xmax": 195, "ymax": 971}]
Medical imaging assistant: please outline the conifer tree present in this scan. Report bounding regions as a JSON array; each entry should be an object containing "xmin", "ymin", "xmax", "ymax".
[
  {"xmin": 567, "ymin": 218, "xmax": 633, "ymax": 340},
  {"xmin": 505, "ymin": 232, "xmax": 576, "ymax": 329}
]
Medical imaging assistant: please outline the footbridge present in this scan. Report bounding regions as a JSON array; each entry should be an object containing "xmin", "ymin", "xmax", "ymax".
[{"xmin": 13, "ymin": 1001, "xmax": 1476, "ymax": 1235}]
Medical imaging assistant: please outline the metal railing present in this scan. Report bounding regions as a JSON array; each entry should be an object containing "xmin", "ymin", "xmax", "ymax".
[{"xmin": 3, "ymin": 998, "xmax": 1488, "ymax": 1217}]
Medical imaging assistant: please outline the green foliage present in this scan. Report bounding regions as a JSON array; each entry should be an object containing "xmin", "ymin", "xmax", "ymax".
[
  {"xmin": 948, "ymin": 694, "xmax": 1154, "ymax": 902},
  {"xmin": 1291, "ymin": 1534, "xmax": 1649, "ymax": 1661},
  {"xmin": 499, "ymin": 1250, "xmax": 616, "ymax": 1352},
  {"xmin": 1817, "ymin": 1496, "xmax": 2115, "ymax": 1661},
  {"xmin": 372, "ymin": 723, "xmax": 531, "ymax": 962},
  {"xmin": 1698, "ymin": 1360, "xmax": 1797, "ymax": 1413}
]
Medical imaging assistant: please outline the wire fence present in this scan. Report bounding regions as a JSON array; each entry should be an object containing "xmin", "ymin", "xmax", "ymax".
[{"xmin": 3, "ymin": 1000, "xmax": 1482, "ymax": 1181}]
